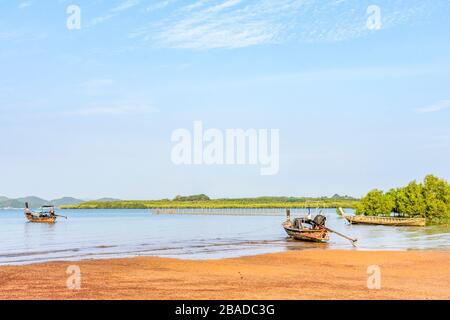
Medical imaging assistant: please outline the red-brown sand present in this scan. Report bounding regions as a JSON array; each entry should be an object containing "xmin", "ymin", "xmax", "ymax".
[{"xmin": 0, "ymin": 250, "xmax": 449, "ymax": 300}]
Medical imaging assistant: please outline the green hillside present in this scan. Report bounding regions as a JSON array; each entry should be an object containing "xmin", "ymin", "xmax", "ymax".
[{"xmin": 0, "ymin": 196, "xmax": 84, "ymax": 209}]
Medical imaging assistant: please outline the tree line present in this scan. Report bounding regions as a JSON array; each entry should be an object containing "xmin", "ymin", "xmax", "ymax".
[
  {"xmin": 356, "ymin": 175, "xmax": 450, "ymax": 221},
  {"xmin": 62, "ymin": 198, "xmax": 359, "ymax": 210}
]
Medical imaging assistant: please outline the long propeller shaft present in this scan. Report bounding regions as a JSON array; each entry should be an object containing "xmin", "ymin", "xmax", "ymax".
[{"xmin": 325, "ymin": 227, "xmax": 358, "ymax": 247}]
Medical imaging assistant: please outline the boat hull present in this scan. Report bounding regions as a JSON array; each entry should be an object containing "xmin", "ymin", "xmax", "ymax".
[
  {"xmin": 344, "ymin": 215, "xmax": 426, "ymax": 227},
  {"xmin": 25, "ymin": 213, "xmax": 56, "ymax": 224},
  {"xmin": 283, "ymin": 222, "xmax": 329, "ymax": 243}
]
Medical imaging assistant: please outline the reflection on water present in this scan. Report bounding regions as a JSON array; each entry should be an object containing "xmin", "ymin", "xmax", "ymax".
[{"xmin": 0, "ymin": 209, "xmax": 448, "ymax": 265}]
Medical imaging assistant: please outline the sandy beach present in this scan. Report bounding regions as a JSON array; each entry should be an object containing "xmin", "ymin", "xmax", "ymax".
[{"xmin": 0, "ymin": 250, "xmax": 449, "ymax": 300}]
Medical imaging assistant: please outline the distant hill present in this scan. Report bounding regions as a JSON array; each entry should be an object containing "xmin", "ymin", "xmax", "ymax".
[
  {"xmin": 0, "ymin": 196, "xmax": 85, "ymax": 209},
  {"xmin": 0, "ymin": 198, "xmax": 23, "ymax": 208},
  {"xmin": 51, "ymin": 197, "xmax": 84, "ymax": 206},
  {"xmin": 0, "ymin": 196, "xmax": 49, "ymax": 209},
  {"xmin": 16, "ymin": 196, "xmax": 49, "ymax": 208}
]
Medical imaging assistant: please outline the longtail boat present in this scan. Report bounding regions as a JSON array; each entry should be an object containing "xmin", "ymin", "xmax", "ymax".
[
  {"xmin": 338, "ymin": 208, "xmax": 426, "ymax": 227},
  {"xmin": 283, "ymin": 218, "xmax": 329, "ymax": 242},
  {"xmin": 24, "ymin": 202, "xmax": 66, "ymax": 223},
  {"xmin": 283, "ymin": 209, "xmax": 358, "ymax": 246},
  {"xmin": 25, "ymin": 213, "xmax": 56, "ymax": 223}
]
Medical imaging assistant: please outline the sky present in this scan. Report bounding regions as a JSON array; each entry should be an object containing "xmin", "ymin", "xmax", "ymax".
[{"xmin": 0, "ymin": 0, "xmax": 450, "ymax": 200}]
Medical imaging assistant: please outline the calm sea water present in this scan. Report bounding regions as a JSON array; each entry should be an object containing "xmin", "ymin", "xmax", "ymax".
[{"xmin": 0, "ymin": 209, "xmax": 448, "ymax": 265}]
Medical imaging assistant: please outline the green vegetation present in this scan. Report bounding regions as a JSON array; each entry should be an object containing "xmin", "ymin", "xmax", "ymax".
[
  {"xmin": 355, "ymin": 189, "xmax": 395, "ymax": 216},
  {"xmin": 174, "ymin": 194, "xmax": 210, "ymax": 201},
  {"xmin": 356, "ymin": 175, "xmax": 450, "ymax": 222},
  {"xmin": 62, "ymin": 195, "xmax": 359, "ymax": 210}
]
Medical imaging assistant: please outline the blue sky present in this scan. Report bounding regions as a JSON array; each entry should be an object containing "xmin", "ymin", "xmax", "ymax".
[{"xmin": 1, "ymin": 0, "xmax": 450, "ymax": 200}]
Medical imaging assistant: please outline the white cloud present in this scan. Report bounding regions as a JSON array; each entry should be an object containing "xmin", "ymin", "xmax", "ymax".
[
  {"xmin": 89, "ymin": 0, "xmax": 140, "ymax": 26},
  {"xmin": 182, "ymin": 0, "xmax": 210, "ymax": 12},
  {"xmin": 416, "ymin": 100, "xmax": 450, "ymax": 113},
  {"xmin": 19, "ymin": 1, "xmax": 32, "ymax": 9},
  {"xmin": 111, "ymin": 0, "xmax": 139, "ymax": 13},
  {"xmin": 143, "ymin": 0, "xmax": 449, "ymax": 50},
  {"xmin": 152, "ymin": 0, "xmax": 298, "ymax": 49},
  {"xmin": 145, "ymin": 0, "xmax": 172, "ymax": 12},
  {"xmin": 90, "ymin": 14, "xmax": 116, "ymax": 26},
  {"xmin": 205, "ymin": 0, "xmax": 241, "ymax": 13}
]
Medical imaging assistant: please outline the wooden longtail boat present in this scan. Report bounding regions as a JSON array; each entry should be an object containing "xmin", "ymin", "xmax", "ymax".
[
  {"xmin": 283, "ymin": 209, "xmax": 358, "ymax": 246},
  {"xmin": 282, "ymin": 209, "xmax": 330, "ymax": 243},
  {"xmin": 338, "ymin": 208, "xmax": 426, "ymax": 227},
  {"xmin": 25, "ymin": 213, "xmax": 57, "ymax": 223},
  {"xmin": 24, "ymin": 203, "xmax": 58, "ymax": 223},
  {"xmin": 283, "ymin": 220, "xmax": 329, "ymax": 242}
]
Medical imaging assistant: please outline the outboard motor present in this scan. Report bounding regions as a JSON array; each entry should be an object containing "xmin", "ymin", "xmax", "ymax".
[
  {"xmin": 293, "ymin": 218, "xmax": 303, "ymax": 229},
  {"xmin": 313, "ymin": 215, "xmax": 327, "ymax": 227}
]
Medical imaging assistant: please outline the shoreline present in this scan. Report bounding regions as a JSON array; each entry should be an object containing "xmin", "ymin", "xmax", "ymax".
[
  {"xmin": 1, "ymin": 247, "xmax": 449, "ymax": 268},
  {"xmin": 0, "ymin": 249, "xmax": 449, "ymax": 300}
]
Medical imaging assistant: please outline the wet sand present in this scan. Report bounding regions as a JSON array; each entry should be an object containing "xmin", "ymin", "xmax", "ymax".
[{"xmin": 0, "ymin": 250, "xmax": 449, "ymax": 300}]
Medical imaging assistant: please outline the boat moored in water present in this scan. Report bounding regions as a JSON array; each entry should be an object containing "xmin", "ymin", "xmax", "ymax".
[
  {"xmin": 338, "ymin": 208, "xmax": 426, "ymax": 227},
  {"xmin": 24, "ymin": 202, "xmax": 65, "ymax": 223}
]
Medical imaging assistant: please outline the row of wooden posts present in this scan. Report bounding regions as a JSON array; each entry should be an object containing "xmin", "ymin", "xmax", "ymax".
[{"xmin": 151, "ymin": 208, "xmax": 316, "ymax": 216}]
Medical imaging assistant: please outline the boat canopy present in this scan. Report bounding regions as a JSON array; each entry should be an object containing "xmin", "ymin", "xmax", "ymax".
[{"xmin": 34, "ymin": 209, "xmax": 52, "ymax": 214}]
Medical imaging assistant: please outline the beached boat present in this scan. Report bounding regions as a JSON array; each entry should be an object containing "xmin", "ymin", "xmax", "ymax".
[
  {"xmin": 283, "ymin": 219, "xmax": 330, "ymax": 242},
  {"xmin": 24, "ymin": 203, "xmax": 64, "ymax": 223},
  {"xmin": 282, "ymin": 209, "xmax": 330, "ymax": 242},
  {"xmin": 283, "ymin": 209, "xmax": 358, "ymax": 245},
  {"xmin": 338, "ymin": 208, "xmax": 426, "ymax": 227}
]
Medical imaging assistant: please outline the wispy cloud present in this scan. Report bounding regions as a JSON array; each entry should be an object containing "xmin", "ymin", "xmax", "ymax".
[
  {"xmin": 19, "ymin": 1, "xmax": 32, "ymax": 9},
  {"xmin": 89, "ymin": 0, "xmax": 140, "ymax": 27},
  {"xmin": 111, "ymin": 0, "xmax": 139, "ymax": 13},
  {"xmin": 152, "ymin": 0, "xmax": 298, "ymax": 49},
  {"xmin": 141, "ymin": 0, "xmax": 450, "ymax": 50},
  {"xmin": 416, "ymin": 100, "xmax": 450, "ymax": 113},
  {"xmin": 145, "ymin": 0, "xmax": 173, "ymax": 12},
  {"xmin": 90, "ymin": 14, "xmax": 116, "ymax": 26},
  {"xmin": 205, "ymin": 0, "xmax": 242, "ymax": 13}
]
